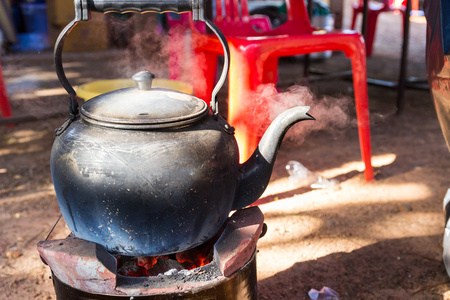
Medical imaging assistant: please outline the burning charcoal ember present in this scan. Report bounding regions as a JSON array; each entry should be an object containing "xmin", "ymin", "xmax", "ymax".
[
  {"xmin": 117, "ymin": 250, "xmax": 213, "ymax": 278},
  {"xmin": 148, "ymin": 257, "xmax": 185, "ymax": 276},
  {"xmin": 137, "ymin": 255, "xmax": 168, "ymax": 270},
  {"xmin": 175, "ymin": 247, "xmax": 213, "ymax": 270},
  {"xmin": 118, "ymin": 259, "xmax": 148, "ymax": 277}
]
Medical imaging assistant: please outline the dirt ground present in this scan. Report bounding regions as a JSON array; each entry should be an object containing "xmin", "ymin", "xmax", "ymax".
[{"xmin": 2, "ymin": 4, "xmax": 450, "ymax": 300}]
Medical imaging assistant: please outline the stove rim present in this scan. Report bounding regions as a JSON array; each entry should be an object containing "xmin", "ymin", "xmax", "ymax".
[{"xmin": 51, "ymin": 251, "xmax": 257, "ymax": 299}]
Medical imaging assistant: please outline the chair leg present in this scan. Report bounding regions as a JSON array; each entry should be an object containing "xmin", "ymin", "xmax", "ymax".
[
  {"xmin": 350, "ymin": 8, "xmax": 359, "ymax": 30},
  {"xmin": 348, "ymin": 38, "xmax": 374, "ymax": 181},
  {"xmin": 0, "ymin": 61, "xmax": 12, "ymax": 119},
  {"xmin": 350, "ymin": 9, "xmax": 379, "ymax": 56},
  {"xmin": 262, "ymin": 56, "xmax": 279, "ymax": 84},
  {"xmin": 227, "ymin": 45, "xmax": 266, "ymax": 162},
  {"xmin": 365, "ymin": 11, "xmax": 382, "ymax": 56},
  {"xmin": 192, "ymin": 49, "xmax": 218, "ymax": 103}
]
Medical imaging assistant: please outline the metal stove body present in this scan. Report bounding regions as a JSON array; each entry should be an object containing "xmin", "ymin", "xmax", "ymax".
[{"xmin": 39, "ymin": 207, "xmax": 264, "ymax": 299}]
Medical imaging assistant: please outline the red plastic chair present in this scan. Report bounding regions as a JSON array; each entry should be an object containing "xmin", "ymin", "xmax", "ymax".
[
  {"xmin": 350, "ymin": 0, "xmax": 419, "ymax": 56},
  {"xmin": 191, "ymin": 0, "xmax": 374, "ymax": 181},
  {"xmin": 0, "ymin": 59, "xmax": 12, "ymax": 119},
  {"xmin": 166, "ymin": 11, "xmax": 271, "ymax": 80}
]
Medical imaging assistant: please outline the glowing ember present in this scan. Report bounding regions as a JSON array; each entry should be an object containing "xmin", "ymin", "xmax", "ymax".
[{"xmin": 116, "ymin": 236, "xmax": 217, "ymax": 277}]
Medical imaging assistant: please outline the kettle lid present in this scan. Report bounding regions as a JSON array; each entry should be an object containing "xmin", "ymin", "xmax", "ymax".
[{"xmin": 80, "ymin": 71, "xmax": 208, "ymax": 129}]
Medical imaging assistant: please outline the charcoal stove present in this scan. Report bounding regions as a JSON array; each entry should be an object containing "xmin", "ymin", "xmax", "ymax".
[{"xmin": 39, "ymin": 207, "xmax": 265, "ymax": 299}]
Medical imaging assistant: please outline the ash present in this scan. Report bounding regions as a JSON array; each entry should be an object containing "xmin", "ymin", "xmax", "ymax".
[
  {"xmin": 117, "ymin": 261, "xmax": 222, "ymax": 290},
  {"xmin": 162, "ymin": 269, "xmax": 193, "ymax": 276}
]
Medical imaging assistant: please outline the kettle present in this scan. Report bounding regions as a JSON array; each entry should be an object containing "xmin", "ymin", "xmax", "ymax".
[{"xmin": 50, "ymin": 0, "xmax": 314, "ymax": 256}]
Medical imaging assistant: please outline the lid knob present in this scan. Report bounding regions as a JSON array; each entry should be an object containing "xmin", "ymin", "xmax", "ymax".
[{"xmin": 132, "ymin": 71, "xmax": 155, "ymax": 91}]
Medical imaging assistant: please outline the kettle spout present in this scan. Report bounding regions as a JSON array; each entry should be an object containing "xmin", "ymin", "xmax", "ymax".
[{"xmin": 232, "ymin": 106, "xmax": 314, "ymax": 210}]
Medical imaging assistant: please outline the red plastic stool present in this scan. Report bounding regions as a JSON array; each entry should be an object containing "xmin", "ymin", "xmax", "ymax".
[
  {"xmin": 0, "ymin": 60, "xmax": 12, "ymax": 119},
  {"xmin": 350, "ymin": 0, "xmax": 419, "ymax": 56}
]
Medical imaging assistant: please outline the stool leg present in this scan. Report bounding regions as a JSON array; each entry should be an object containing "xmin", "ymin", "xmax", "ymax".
[
  {"xmin": 262, "ymin": 56, "xmax": 279, "ymax": 84},
  {"xmin": 350, "ymin": 9, "xmax": 359, "ymax": 30},
  {"xmin": 349, "ymin": 37, "xmax": 374, "ymax": 181},
  {"xmin": 192, "ymin": 49, "xmax": 218, "ymax": 103},
  {"xmin": 0, "ymin": 62, "xmax": 12, "ymax": 118},
  {"xmin": 228, "ymin": 44, "xmax": 266, "ymax": 162},
  {"xmin": 365, "ymin": 11, "xmax": 382, "ymax": 56}
]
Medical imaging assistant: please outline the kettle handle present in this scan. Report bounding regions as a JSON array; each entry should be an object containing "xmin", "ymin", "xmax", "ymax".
[{"xmin": 54, "ymin": 0, "xmax": 229, "ymax": 118}]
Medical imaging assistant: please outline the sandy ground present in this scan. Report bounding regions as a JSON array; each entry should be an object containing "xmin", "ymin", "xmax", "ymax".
[{"xmin": 2, "ymin": 3, "xmax": 450, "ymax": 300}]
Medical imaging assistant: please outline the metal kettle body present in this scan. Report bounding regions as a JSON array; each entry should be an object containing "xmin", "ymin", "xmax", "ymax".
[{"xmin": 51, "ymin": 113, "xmax": 239, "ymax": 255}]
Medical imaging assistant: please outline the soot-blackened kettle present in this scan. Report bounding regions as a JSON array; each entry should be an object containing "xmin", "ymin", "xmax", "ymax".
[{"xmin": 50, "ymin": 0, "xmax": 314, "ymax": 256}]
